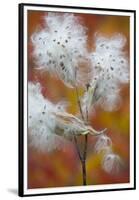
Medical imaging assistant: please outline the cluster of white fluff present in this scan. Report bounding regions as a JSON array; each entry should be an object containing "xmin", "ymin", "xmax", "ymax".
[
  {"xmin": 28, "ymin": 82, "xmax": 67, "ymax": 151},
  {"xmin": 82, "ymin": 34, "xmax": 129, "ymax": 113},
  {"xmin": 28, "ymin": 82, "xmax": 97, "ymax": 151},
  {"xmin": 94, "ymin": 134, "xmax": 112, "ymax": 153},
  {"xmin": 94, "ymin": 134, "xmax": 123, "ymax": 174},
  {"xmin": 102, "ymin": 153, "xmax": 123, "ymax": 174},
  {"xmin": 31, "ymin": 12, "xmax": 88, "ymax": 88}
]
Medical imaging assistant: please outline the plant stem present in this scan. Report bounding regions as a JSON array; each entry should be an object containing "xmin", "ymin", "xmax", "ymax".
[
  {"xmin": 82, "ymin": 107, "xmax": 88, "ymax": 185},
  {"xmin": 82, "ymin": 134, "xmax": 88, "ymax": 185},
  {"xmin": 74, "ymin": 85, "xmax": 88, "ymax": 185},
  {"xmin": 82, "ymin": 159, "xmax": 87, "ymax": 185},
  {"xmin": 73, "ymin": 136, "xmax": 82, "ymax": 161},
  {"xmin": 83, "ymin": 86, "xmax": 89, "ymax": 184},
  {"xmin": 75, "ymin": 86, "xmax": 85, "ymax": 121},
  {"xmin": 73, "ymin": 135, "xmax": 86, "ymax": 185}
]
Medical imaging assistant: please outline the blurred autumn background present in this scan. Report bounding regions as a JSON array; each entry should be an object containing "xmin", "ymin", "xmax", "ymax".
[{"xmin": 27, "ymin": 10, "xmax": 130, "ymax": 188}]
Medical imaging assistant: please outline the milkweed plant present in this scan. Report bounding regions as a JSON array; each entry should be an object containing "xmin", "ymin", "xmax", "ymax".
[{"xmin": 29, "ymin": 13, "xmax": 129, "ymax": 185}]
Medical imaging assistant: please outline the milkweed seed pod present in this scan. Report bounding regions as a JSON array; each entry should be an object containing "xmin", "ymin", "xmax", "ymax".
[
  {"xmin": 31, "ymin": 13, "xmax": 89, "ymax": 88},
  {"xmin": 82, "ymin": 34, "xmax": 129, "ymax": 115},
  {"xmin": 28, "ymin": 82, "xmax": 98, "ymax": 152}
]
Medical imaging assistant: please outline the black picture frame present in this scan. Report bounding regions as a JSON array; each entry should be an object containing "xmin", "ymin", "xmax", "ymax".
[{"xmin": 18, "ymin": 3, "xmax": 136, "ymax": 197}]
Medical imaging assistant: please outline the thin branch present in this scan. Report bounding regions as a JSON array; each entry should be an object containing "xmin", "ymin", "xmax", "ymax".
[
  {"xmin": 82, "ymin": 85, "xmax": 90, "ymax": 185},
  {"xmin": 74, "ymin": 134, "xmax": 87, "ymax": 185},
  {"xmin": 74, "ymin": 70, "xmax": 87, "ymax": 185},
  {"xmin": 85, "ymin": 83, "xmax": 90, "ymax": 122},
  {"xmin": 82, "ymin": 159, "xmax": 87, "ymax": 185},
  {"xmin": 75, "ymin": 85, "xmax": 85, "ymax": 121},
  {"xmin": 84, "ymin": 135, "xmax": 88, "ymax": 160},
  {"xmin": 73, "ymin": 135, "xmax": 83, "ymax": 161}
]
